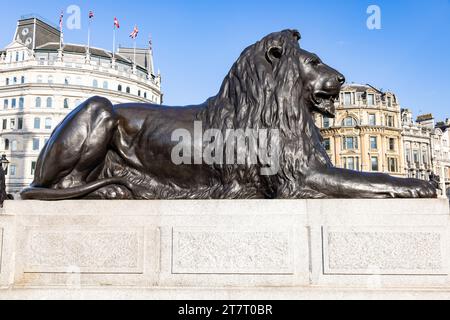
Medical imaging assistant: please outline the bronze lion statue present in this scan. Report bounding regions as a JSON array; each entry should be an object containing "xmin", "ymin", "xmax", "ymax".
[{"xmin": 21, "ymin": 29, "xmax": 437, "ymax": 200}]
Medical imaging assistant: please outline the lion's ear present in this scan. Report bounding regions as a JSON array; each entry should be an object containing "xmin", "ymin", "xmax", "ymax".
[{"xmin": 266, "ymin": 46, "xmax": 283, "ymax": 65}]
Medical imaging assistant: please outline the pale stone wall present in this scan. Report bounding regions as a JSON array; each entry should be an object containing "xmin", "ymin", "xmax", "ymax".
[{"xmin": 0, "ymin": 199, "xmax": 449, "ymax": 299}]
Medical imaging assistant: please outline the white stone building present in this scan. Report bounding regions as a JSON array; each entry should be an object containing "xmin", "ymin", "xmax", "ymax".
[
  {"xmin": 401, "ymin": 110, "xmax": 433, "ymax": 180},
  {"xmin": 431, "ymin": 120, "xmax": 450, "ymax": 194},
  {"xmin": 0, "ymin": 15, "xmax": 162, "ymax": 193}
]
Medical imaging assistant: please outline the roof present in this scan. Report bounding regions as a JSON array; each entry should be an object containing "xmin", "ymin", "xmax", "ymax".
[{"xmin": 416, "ymin": 114, "xmax": 434, "ymax": 122}]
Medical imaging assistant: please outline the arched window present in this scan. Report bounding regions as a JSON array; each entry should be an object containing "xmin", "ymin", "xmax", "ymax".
[
  {"xmin": 4, "ymin": 139, "xmax": 9, "ymax": 151},
  {"xmin": 35, "ymin": 97, "xmax": 41, "ymax": 108},
  {"xmin": 138, "ymin": 90, "xmax": 141, "ymax": 97},
  {"xmin": 45, "ymin": 117, "xmax": 52, "ymax": 130},
  {"xmin": 93, "ymin": 79, "xmax": 98, "ymax": 88},
  {"xmin": 118, "ymin": 85, "xmax": 122, "ymax": 92},
  {"xmin": 21, "ymin": 52, "xmax": 25, "ymax": 61},
  {"xmin": 4, "ymin": 99, "xmax": 9, "ymax": 109},
  {"xmin": 21, "ymin": 76, "xmax": 25, "ymax": 84},
  {"xmin": 342, "ymin": 117, "xmax": 357, "ymax": 127},
  {"xmin": 126, "ymin": 87, "xmax": 130, "ymax": 94},
  {"xmin": 64, "ymin": 77, "xmax": 70, "ymax": 85},
  {"xmin": 46, "ymin": 97, "xmax": 53, "ymax": 108},
  {"xmin": 19, "ymin": 97, "xmax": 24, "ymax": 110},
  {"xmin": 13, "ymin": 77, "xmax": 17, "ymax": 84},
  {"xmin": 15, "ymin": 52, "xmax": 19, "ymax": 62},
  {"xmin": 64, "ymin": 98, "xmax": 69, "ymax": 109},
  {"xmin": 144, "ymin": 92, "xmax": 147, "ymax": 99},
  {"xmin": 103, "ymin": 81, "xmax": 109, "ymax": 90},
  {"xmin": 6, "ymin": 78, "xmax": 9, "ymax": 85}
]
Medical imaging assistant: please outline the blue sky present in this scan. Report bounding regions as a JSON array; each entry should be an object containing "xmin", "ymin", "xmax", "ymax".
[{"xmin": 1, "ymin": 0, "xmax": 449, "ymax": 121}]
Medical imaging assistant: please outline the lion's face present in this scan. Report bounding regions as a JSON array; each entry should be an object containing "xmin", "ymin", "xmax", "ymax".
[{"xmin": 264, "ymin": 30, "xmax": 345, "ymax": 118}]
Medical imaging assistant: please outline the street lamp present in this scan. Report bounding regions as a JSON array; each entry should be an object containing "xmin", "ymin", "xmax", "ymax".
[{"xmin": 0, "ymin": 154, "xmax": 9, "ymax": 174}]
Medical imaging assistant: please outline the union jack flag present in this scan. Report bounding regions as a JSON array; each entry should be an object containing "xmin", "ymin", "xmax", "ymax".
[
  {"xmin": 129, "ymin": 26, "xmax": 139, "ymax": 39},
  {"xmin": 59, "ymin": 11, "xmax": 64, "ymax": 30},
  {"xmin": 130, "ymin": 26, "xmax": 139, "ymax": 40},
  {"xmin": 114, "ymin": 17, "xmax": 120, "ymax": 29},
  {"xmin": 89, "ymin": 11, "xmax": 94, "ymax": 19}
]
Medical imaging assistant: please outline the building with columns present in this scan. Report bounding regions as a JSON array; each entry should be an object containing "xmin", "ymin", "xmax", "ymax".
[
  {"xmin": 315, "ymin": 84, "xmax": 405, "ymax": 177},
  {"xmin": 401, "ymin": 110, "xmax": 433, "ymax": 180},
  {"xmin": 0, "ymin": 15, "xmax": 162, "ymax": 193},
  {"xmin": 432, "ymin": 120, "xmax": 450, "ymax": 194}
]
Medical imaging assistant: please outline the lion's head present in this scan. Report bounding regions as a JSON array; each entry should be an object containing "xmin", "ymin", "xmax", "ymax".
[{"xmin": 202, "ymin": 29, "xmax": 345, "ymax": 131}]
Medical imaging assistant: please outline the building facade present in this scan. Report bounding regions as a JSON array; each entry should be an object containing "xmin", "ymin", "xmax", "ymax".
[
  {"xmin": 0, "ymin": 15, "xmax": 162, "ymax": 193},
  {"xmin": 315, "ymin": 84, "xmax": 405, "ymax": 177},
  {"xmin": 432, "ymin": 120, "xmax": 450, "ymax": 194},
  {"xmin": 401, "ymin": 110, "xmax": 433, "ymax": 180}
]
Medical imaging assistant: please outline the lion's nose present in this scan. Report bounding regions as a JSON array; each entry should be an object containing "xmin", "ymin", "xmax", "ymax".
[{"xmin": 337, "ymin": 74, "xmax": 345, "ymax": 85}]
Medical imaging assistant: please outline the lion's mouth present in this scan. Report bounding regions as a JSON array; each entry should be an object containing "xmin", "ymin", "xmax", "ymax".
[{"xmin": 312, "ymin": 92, "xmax": 339, "ymax": 118}]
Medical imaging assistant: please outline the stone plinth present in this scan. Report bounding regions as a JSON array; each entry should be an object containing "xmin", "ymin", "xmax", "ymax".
[{"xmin": 0, "ymin": 199, "xmax": 449, "ymax": 299}]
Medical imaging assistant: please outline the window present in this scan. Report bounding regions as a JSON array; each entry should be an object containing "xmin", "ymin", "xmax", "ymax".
[
  {"xmin": 138, "ymin": 90, "xmax": 141, "ymax": 97},
  {"xmin": 48, "ymin": 76, "xmax": 53, "ymax": 84},
  {"xmin": 2, "ymin": 119, "xmax": 6, "ymax": 130},
  {"xmin": 103, "ymin": 81, "xmax": 109, "ymax": 90},
  {"xmin": 387, "ymin": 115, "xmax": 395, "ymax": 127},
  {"xmin": 413, "ymin": 150, "xmax": 420, "ymax": 165},
  {"xmin": 405, "ymin": 148, "xmax": 411, "ymax": 164},
  {"xmin": 323, "ymin": 117, "xmax": 331, "ymax": 128},
  {"xmin": 31, "ymin": 161, "xmax": 37, "ymax": 176},
  {"xmin": 387, "ymin": 96, "xmax": 392, "ymax": 107},
  {"xmin": 370, "ymin": 136, "xmax": 378, "ymax": 150},
  {"xmin": 93, "ymin": 79, "xmax": 98, "ymax": 88},
  {"xmin": 369, "ymin": 114, "xmax": 376, "ymax": 126},
  {"xmin": 367, "ymin": 94, "xmax": 375, "ymax": 106},
  {"xmin": 6, "ymin": 78, "xmax": 9, "ymax": 85},
  {"xmin": 10, "ymin": 118, "xmax": 15, "ymax": 130},
  {"xmin": 19, "ymin": 97, "xmax": 24, "ymax": 109},
  {"xmin": 46, "ymin": 97, "xmax": 53, "ymax": 108},
  {"xmin": 37, "ymin": 75, "xmax": 43, "ymax": 83},
  {"xmin": 343, "ymin": 137, "xmax": 358, "ymax": 150},
  {"xmin": 343, "ymin": 92, "xmax": 352, "ymax": 106},
  {"xmin": 45, "ymin": 117, "xmax": 52, "ymax": 130},
  {"xmin": 4, "ymin": 139, "xmax": 9, "ymax": 150},
  {"xmin": 64, "ymin": 98, "xmax": 69, "ymax": 109},
  {"xmin": 32, "ymin": 138, "xmax": 40, "ymax": 151},
  {"xmin": 388, "ymin": 158, "xmax": 398, "ymax": 173},
  {"xmin": 342, "ymin": 117, "xmax": 357, "ymax": 127},
  {"xmin": 15, "ymin": 52, "xmax": 19, "ymax": 62},
  {"xmin": 35, "ymin": 97, "xmax": 41, "ymax": 108},
  {"xmin": 11, "ymin": 140, "xmax": 17, "ymax": 152},
  {"xmin": 18, "ymin": 118, "xmax": 23, "ymax": 130},
  {"xmin": 144, "ymin": 92, "xmax": 147, "ymax": 99},
  {"xmin": 64, "ymin": 77, "xmax": 70, "ymax": 85},
  {"xmin": 34, "ymin": 117, "xmax": 41, "ymax": 129},
  {"xmin": 126, "ymin": 87, "xmax": 131, "ymax": 94},
  {"xmin": 343, "ymin": 157, "xmax": 359, "ymax": 171},
  {"xmin": 3, "ymin": 99, "xmax": 8, "ymax": 109},
  {"xmin": 11, "ymin": 98, "xmax": 16, "ymax": 109},
  {"xmin": 423, "ymin": 149, "xmax": 428, "ymax": 164},
  {"xmin": 389, "ymin": 138, "xmax": 396, "ymax": 151},
  {"xmin": 323, "ymin": 138, "xmax": 331, "ymax": 151},
  {"xmin": 21, "ymin": 76, "xmax": 25, "ymax": 84},
  {"xmin": 9, "ymin": 164, "xmax": 16, "ymax": 177},
  {"xmin": 118, "ymin": 85, "xmax": 122, "ymax": 92},
  {"xmin": 13, "ymin": 77, "xmax": 17, "ymax": 84},
  {"xmin": 371, "ymin": 157, "xmax": 379, "ymax": 171}
]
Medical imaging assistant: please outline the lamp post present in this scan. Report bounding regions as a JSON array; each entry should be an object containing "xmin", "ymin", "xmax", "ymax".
[
  {"xmin": 0, "ymin": 154, "xmax": 10, "ymax": 206},
  {"xmin": 0, "ymin": 154, "xmax": 10, "ymax": 174}
]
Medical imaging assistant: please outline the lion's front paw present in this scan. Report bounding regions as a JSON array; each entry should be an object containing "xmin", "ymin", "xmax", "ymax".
[
  {"xmin": 398, "ymin": 180, "xmax": 437, "ymax": 199},
  {"xmin": 96, "ymin": 185, "xmax": 134, "ymax": 200}
]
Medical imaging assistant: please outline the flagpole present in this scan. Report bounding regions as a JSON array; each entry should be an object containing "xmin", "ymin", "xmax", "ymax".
[
  {"xmin": 113, "ymin": 27, "xmax": 116, "ymax": 59},
  {"xmin": 87, "ymin": 19, "xmax": 91, "ymax": 54}
]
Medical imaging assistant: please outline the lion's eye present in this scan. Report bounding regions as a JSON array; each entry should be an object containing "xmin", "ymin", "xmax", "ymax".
[{"xmin": 307, "ymin": 57, "xmax": 321, "ymax": 66}]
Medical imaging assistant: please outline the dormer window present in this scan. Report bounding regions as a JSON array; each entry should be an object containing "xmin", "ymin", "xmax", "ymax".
[
  {"xmin": 343, "ymin": 92, "xmax": 352, "ymax": 106},
  {"xmin": 367, "ymin": 94, "xmax": 375, "ymax": 106}
]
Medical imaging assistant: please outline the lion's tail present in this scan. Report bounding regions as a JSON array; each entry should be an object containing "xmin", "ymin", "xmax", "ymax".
[{"xmin": 20, "ymin": 178, "xmax": 134, "ymax": 200}]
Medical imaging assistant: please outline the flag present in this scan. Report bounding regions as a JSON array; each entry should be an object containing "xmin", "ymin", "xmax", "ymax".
[
  {"xmin": 89, "ymin": 11, "xmax": 94, "ymax": 19},
  {"xmin": 130, "ymin": 25, "xmax": 139, "ymax": 39},
  {"xmin": 114, "ymin": 17, "xmax": 120, "ymax": 29},
  {"xmin": 149, "ymin": 35, "xmax": 153, "ymax": 51},
  {"xmin": 59, "ymin": 11, "xmax": 64, "ymax": 31}
]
